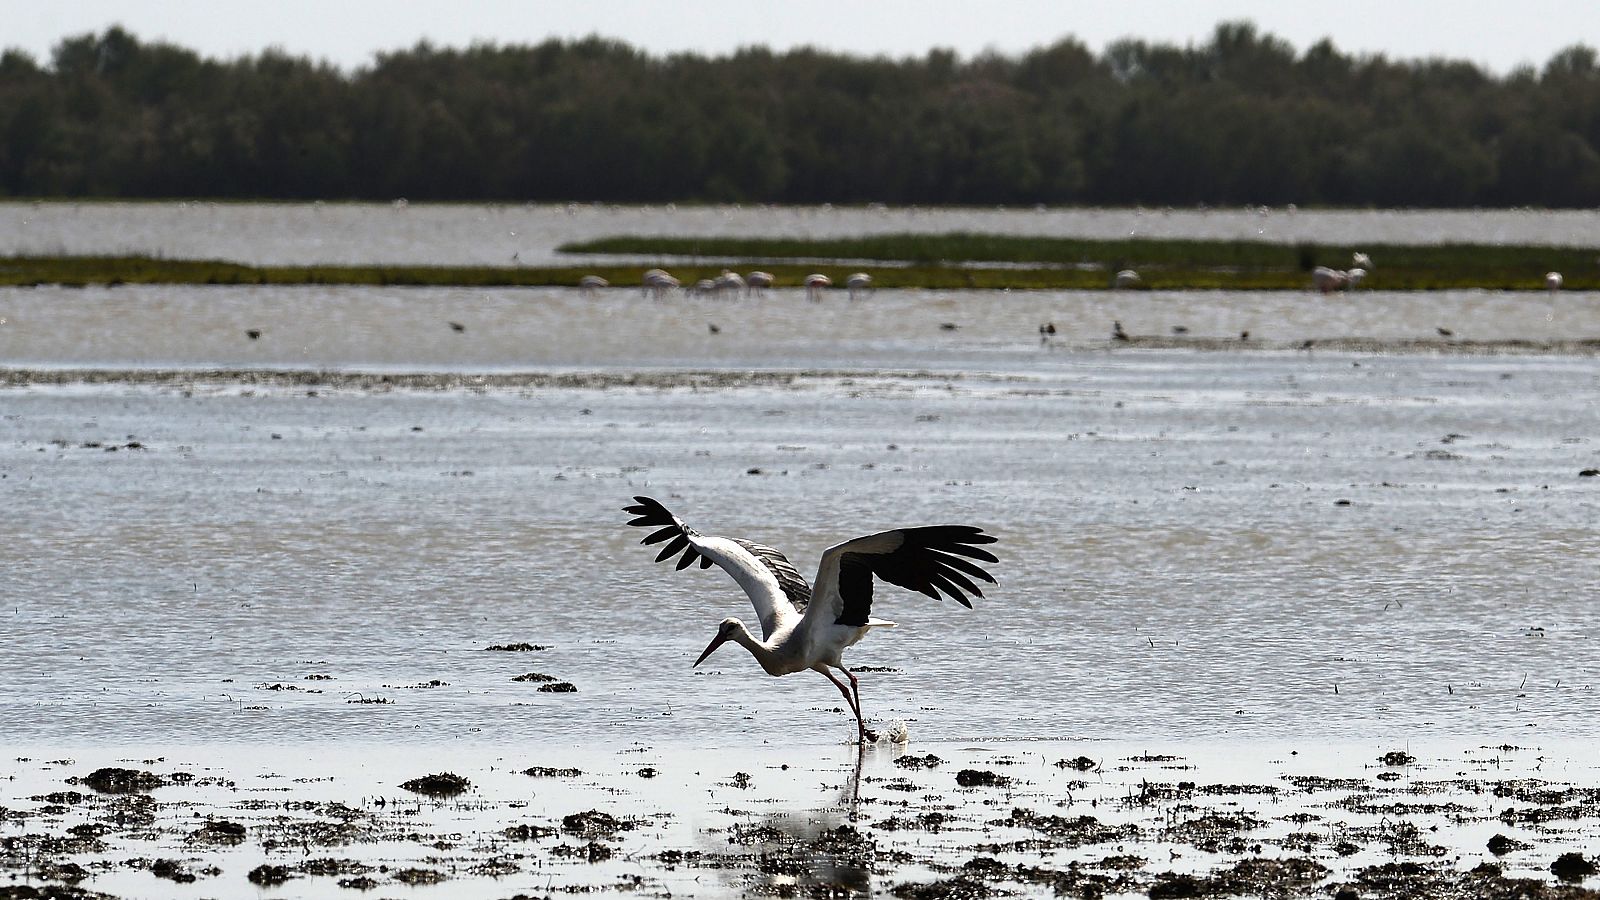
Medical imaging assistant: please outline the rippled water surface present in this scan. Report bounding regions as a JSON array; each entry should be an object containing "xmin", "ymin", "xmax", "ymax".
[{"xmin": 3, "ymin": 346, "xmax": 1596, "ymax": 747}]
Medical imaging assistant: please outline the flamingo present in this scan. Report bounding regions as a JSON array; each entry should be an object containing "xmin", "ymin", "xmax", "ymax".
[
  {"xmin": 642, "ymin": 269, "xmax": 680, "ymax": 298},
  {"xmin": 578, "ymin": 275, "xmax": 609, "ymax": 294},
  {"xmin": 1546, "ymin": 272, "xmax": 1563, "ymax": 292},
  {"xmin": 845, "ymin": 272, "xmax": 873, "ymax": 299},
  {"xmin": 745, "ymin": 271, "xmax": 775, "ymax": 295},
  {"xmin": 804, "ymin": 273, "xmax": 832, "ymax": 301},
  {"xmin": 1352, "ymin": 252, "xmax": 1373, "ymax": 270},
  {"xmin": 1311, "ymin": 266, "xmax": 1349, "ymax": 294},
  {"xmin": 622, "ymin": 496, "xmax": 998, "ymax": 744},
  {"xmin": 1113, "ymin": 269, "xmax": 1141, "ymax": 289},
  {"xmin": 1345, "ymin": 267, "xmax": 1366, "ymax": 289},
  {"xmin": 714, "ymin": 270, "xmax": 746, "ymax": 295}
]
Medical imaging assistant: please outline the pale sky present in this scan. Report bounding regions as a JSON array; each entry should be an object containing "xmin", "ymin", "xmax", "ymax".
[{"xmin": 8, "ymin": 0, "xmax": 1600, "ymax": 74}]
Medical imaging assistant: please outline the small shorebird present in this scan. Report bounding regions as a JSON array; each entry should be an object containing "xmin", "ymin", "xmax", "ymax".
[{"xmin": 622, "ymin": 496, "xmax": 998, "ymax": 744}]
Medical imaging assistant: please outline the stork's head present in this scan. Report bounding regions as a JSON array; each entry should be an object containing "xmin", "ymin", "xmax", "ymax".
[{"xmin": 694, "ymin": 617, "xmax": 744, "ymax": 667}]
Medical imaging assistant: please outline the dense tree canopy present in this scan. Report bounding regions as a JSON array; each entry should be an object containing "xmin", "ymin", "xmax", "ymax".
[{"xmin": 3, "ymin": 23, "xmax": 1600, "ymax": 206}]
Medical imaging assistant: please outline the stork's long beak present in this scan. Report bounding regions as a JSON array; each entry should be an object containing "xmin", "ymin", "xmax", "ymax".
[{"xmin": 693, "ymin": 632, "xmax": 731, "ymax": 667}]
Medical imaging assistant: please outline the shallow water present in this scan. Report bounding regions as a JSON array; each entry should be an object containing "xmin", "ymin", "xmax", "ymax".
[
  {"xmin": 3, "ymin": 348, "xmax": 1596, "ymax": 747},
  {"xmin": 6, "ymin": 201, "xmax": 1600, "ymax": 267},
  {"xmin": 2, "ymin": 283, "xmax": 1597, "ymax": 370}
]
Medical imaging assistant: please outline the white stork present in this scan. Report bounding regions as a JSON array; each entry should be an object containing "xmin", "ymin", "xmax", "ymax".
[{"xmin": 622, "ymin": 496, "xmax": 998, "ymax": 744}]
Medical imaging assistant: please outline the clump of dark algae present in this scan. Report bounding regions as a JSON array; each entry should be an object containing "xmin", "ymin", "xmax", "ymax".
[
  {"xmin": 538, "ymin": 681, "xmax": 578, "ymax": 693},
  {"xmin": 486, "ymin": 642, "xmax": 549, "ymax": 651},
  {"xmin": 894, "ymin": 754, "xmax": 943, "ymax": 770},
  {"xmin": 398, "ymin": 772, "xmax": 470, "ymax": 797},
  {"xmin": 522, "ymin": 766, "xmax": 583, "ymax": 778}
]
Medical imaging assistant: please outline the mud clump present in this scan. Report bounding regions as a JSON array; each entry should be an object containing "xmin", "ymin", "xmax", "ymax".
[
  {"xmin": 894, "ymin": 754, "xmax": 943, "ymax": 770},
  {"xmin": 503, "ymin": 823, "xmax": 556, "ymax": 841},
  {"xmin": 1057, "ymin": 756, "xmax": 1097, "ymax": 771},
  {"xmin": 538, "ymin": 682, "xmax": 578, "ymax": 693},
  {"xmin": 522, "ymin": 766, "xmax": 582, "ymax": 778},
  {"xmin": 147, "ymin": 858, "xmax": 197, "ymax": 883},
  {"xmin": 563, "ymin": 810, "xmax": 631, "ymax": 838},
  {"xmin": 485, "ymin": 643, "xmax": 550, "ymax": 651},
  {"xmin": 73, "ymin": 767, "xmax": 164, "ymax": 794},
  {"xmin": 1551, "ymin": 852, "xmax": 1598, "ymax": 882},
  {"xmin": 392, "ymin": 867, "xmax": 447, "ymax": 885},
  {"xmin": 955, "ymin": 769, "xmax": 1012, "ymax": 788},
  {"xmin": 399, "ymin": 772, "xmax": 471, "ymax": 797},
  {"xmin": 511, "ymin": 672, "xmax": 556, "ymax": 682},
  {"xmin": 1487, "ymin": 833, "xmax": 1530, "ymax": 855},
  {"xmin": 247, "ymin": 864, "xmax": 293, "ymax": 886},
  {"xmin": 187, "ymin": 819, "xmax": 246, "ymax": 844},
  {"xmin": 1380, "ymin": 750, "xmax": 1416, "ymax": 766},
  {"xmin": 551, "ymin": 840, "xmax": 614, "ymax": 862}
]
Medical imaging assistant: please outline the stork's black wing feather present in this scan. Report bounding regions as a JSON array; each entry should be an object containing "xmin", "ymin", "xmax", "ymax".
[
  {"xmin": 624, "ymin": 495, "xmax": 706, "ymax": 571},
  {"xmin": 830, "ymin": 525, "xmax": 998, "ymax": 627}
]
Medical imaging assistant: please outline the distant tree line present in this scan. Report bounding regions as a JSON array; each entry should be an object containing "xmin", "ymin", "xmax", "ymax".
[{"xmin": 3, "ymin": 23, "xmax": 1600, "ymax": 206}]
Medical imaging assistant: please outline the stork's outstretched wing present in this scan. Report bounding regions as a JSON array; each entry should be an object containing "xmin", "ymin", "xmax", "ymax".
[
  {"xmin": 622, "ymin": 496, "xmax": 810, "ymax": 639},
  {"xmin": 805, "ymin": 525, "xmax": 998, "ymax": 628}
]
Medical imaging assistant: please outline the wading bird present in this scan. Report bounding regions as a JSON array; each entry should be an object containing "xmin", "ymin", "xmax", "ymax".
[
  {"xmin": 622, "ymin": 496, "xmax": 998, "ymax": 744},
  {"xmin": 745, "ymin": 271, "xmax": 775, "ymax": 294},
  {"xmin": 1312, "ymin": 266, "xmax": 1349, "ymax": 294},
  {"xmin": 845, "ymin": 272, "xmax": 873, "ymax": 299},
  {"xmin": 804, "ymin": 273, "xmax": 832, "ymax": 300},
  {"xmin": 642, "ymin": 268, "xmax": 680, "ymax": 298},
  {"xmin": 1546, "ymin": 271, "xmax": 1564, "ymax": 292}
]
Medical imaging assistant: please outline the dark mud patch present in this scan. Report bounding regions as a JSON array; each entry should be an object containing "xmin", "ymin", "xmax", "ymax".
[{"xmin": 399, "ymin": 772, "xmax": 471, "ymax": 797}]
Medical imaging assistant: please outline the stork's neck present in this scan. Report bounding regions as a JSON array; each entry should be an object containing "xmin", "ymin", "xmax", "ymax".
[{"xmin": 729, "ymin": 621, "xmax": 786, "ymax": 675}]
